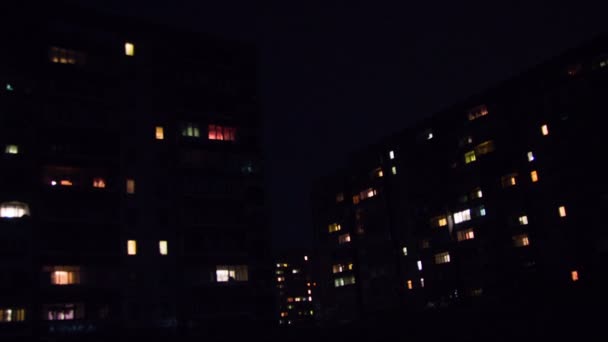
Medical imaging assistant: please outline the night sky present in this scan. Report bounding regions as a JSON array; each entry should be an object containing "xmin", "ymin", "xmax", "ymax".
[{"xmin": 81, "ymin": 0, "xmax": 608, "ymax": 250}]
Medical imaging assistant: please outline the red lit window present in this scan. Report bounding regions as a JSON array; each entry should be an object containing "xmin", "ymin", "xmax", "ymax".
[{"xmin": 208, "ymin": 125, "xmax": 236, "ymax": 141}]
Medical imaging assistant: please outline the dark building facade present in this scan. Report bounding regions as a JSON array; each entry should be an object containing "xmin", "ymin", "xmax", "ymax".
[
  {"xmin": 313, "ymin": 35, "xmax": 608, "ymax": 323},
  {"xmin": 274, "ymin": 252, "xmax": 317, "ymax": 327},
  {"xmin": 0, "ymin": 3, "xmax": 270, "ymax": 340}
]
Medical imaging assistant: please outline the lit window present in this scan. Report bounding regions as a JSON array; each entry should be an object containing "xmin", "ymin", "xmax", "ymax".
[
  {"xmin": 417, "ymin": 260, "xmax": 423, "ymax": 271},
  {"xmin": 277, "ymin": 276, "xmax": 285, "ymax": 282},
  {"xmin": 336, "ymin": 193, "xmax": 344, "ymax": 203},
  {"xmin": 0, "ymin": 308, "xmax": 25, "ymax": 322},
  {"xmin": 475, "ymin": 140, "xmax": 495, "ymax": 156},
  {"xmin": 420, "ymin": 278, "xmax": 425, "ymax": 288},
  {"xmin": 541, "ymin": 124, "xmax": 549, "ymax": 136},
  {"xmin": 127, "ymin": 240, "xmax": 137, "ymax": 255},
  {"xmin": 159, "ymin": 240, "xmax": 168, "ymax": 255},
  {"xmin": 518, "ymin": 215, "xmax": 529, "ymax": 225},
  {"xmin": 334, "ymin": 276, "xmax": 356, "ymax": 287},
  {"xmin": 332, "ymin": 264, "xmax": 348, "ymax": 273},
  {"xmin": 0, "ymin": 201, "xmax": 30, "ymax": 218},
  {"xmin": 434, "ymin": 252, "xmax": 451, "ymax": 264},
  {"xmin": 338, "ymin": 234, "xmax": 351, "ymax": 244},
  {"xmin": 471, "ymin": 188, "xmax": 483, "ymax": 199},
  {"xmin": 478, "ymin": 206, "xmax": 486, "ymax": 217},
  {"xmin": 352, "ymin": 195, "xmax": 360, "ymax": 205},
  {"xmin": 453, "ymin": 209, "xmax": 471, "ymax": 224},
  {"xmin": 93, "ymin": 178, "xmax": 106, "ymax": 189},
  {"xmin": 407, "ymin": 280, "xmax": 413, "ymax": 290},
  {"xmin": 45, "ymin": 304, "xmax": 80, "ymax": 321},
  {"xmin": 559, "ymin": 206, "xmax": 567, "ymax": 217},
  {"xmin": 513, "ymin": 234, "xmax": 530, "ymax": 247},
  {"xmin": 501, "ymin": 173, "xmax": 518, "ymax": 188},
  {"xmin": 124, "ymin": 42, "xmax": 135, "ymax": 56},
  {"xmin": 467, "ymin": 105, "xmax": 488, "ymax": 121},
  {"xmin": 208, "ymin": 124, "xmax": 237, "ymax": 141},
  {"xmin": 216, "ymin": 265, "xmax": 248, "ymax": 282},
  {"xmin": 427, "ymin": 132, "xmax": 434, "ymax": 140},
  {"xmin": 571, "ymin": 270, "xmax": 579, "ymax": 282},
  {"xmin": 4, "ymin": 144, "xmax": 18, "ymax": 154},
  {"xmin": 48, "ymin": 266, "xmax": 80, "ymax": 285},
  {"xmin": 375, "ymin": 168, "xmax": 384, "ymax": 178},
  {"xmin": 155, "ymin": 126, "xmax": 164, "ymax": 140},
  {"xmin": 126, "ymin": 179, "xmax": 135, "ymax": 194},
  {"xmin": 328, "ymin": 223, "xmax": 341, "ymax": 233},
  {"xmin": 464, "ymin": 150, "xmax": 476, "ymax": 164},
  {"xmin": 60, "ymin": 180, "xmax": 72, "ymax": 186},
  {"xmin": 530, "ymin": 170, "xmax": 539, "ymax": 182},
  {"xmin": 457, "ymin": 228, "xmax": 475, "ymax": 241},
  {"xmin": 49, "ymin": 47, "xmax": 85, "ymax": 65},
  {"xmin": 391, "ymin": 166, "xmax": 397, "ymax": 175},
  {"xmin": 389, "ymin": 150, "xmax": 395, "ymax": 160},
  {"xmin": 527, "ymin": 151, "xmax": 535, "ymax": 162},
  {"xmin": 402, "ymin": 247, "xmax": 408, "ymax": 256},
  {"xmin": 6, "ymin": 84, "xmax": 13, "ymax": 91},
  {"xmin": 292, "ymin": 269, "xmax": 300, "ymax": 274},
  {"xmin": 181, "ymin": 123, "xmax": 200, "ymax": 137},
  {"xmin": 360, "ymin": 188, "xmax": 377, "ymax": 200},
  {"xmin": 438, "ymin": 217, "xmax": 448, "ymax": 227},
  {"xmin": 304, "ymin": 255, "xmax": 308, "ymax": 261}
]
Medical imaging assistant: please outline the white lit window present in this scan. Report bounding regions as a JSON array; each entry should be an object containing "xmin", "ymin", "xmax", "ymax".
[
  {"xmin": 407, "ymin": 280, "xmax": 413, "ymax": 290},
  {"xmin": 471, "ymin": 188, "xmax": 483, "ymax": 199},
  {"xmin": 126, "ymin": 179, "xmax": 135, "ymax": 194},
  {"xmin": 530, "ymin": 170, "xmax": 539, "ymax": 182},
  {"xmin": 0, "ymin": 201, "xmax": 30, "ymax": 218},
  {"xmin": 216, "ymin": 265, "xmax": 248, "ymax": 282},
  {"xmin": 155, "ymin": 126, "xmax": 164, "ymax": 140},
  {"xmin": 527, "ymin": 151, "xmax": 535, "ymax": 162},
  {"xmin": 360, "ymin": 188, "xmax": 377, "ymax": 200},
  {"xmin": 513, "ymin": 234, "xmax": 530, "ymax": 247},
  {"xmin": 292, "ymin": 269, "xmax": 300, "ymax": 274},
  {"xmin": 420, "ymin": 278, "xmax": 425, "ymax": 288},
  {"xmin": 304, "ymin": 255, "xmax": 308, "ymax": 261},
  {"xmin": 457, "ymin": 228, "xmax": 475, "ymax": 241},
  {"xmin": 541, "ymin": 124, "xmax": 549, "ymax": 136},
  {"xmin": 124, "ymin": 42, "xmax": 135, "ymax": 56},
  {"xmin": 4, "ymin": 144, "xmax": 18, "ymax": 154},
  {"xmin": 402, "ymin": 247, "xmax": 408, "ymax": 256},
  {"xmin": 159, "ymin": 240, "xmax": 168, "ymax": 255},
  {"xmin": 0, "ymin": 308, "xmax": 25, "ymax": 322},
  {"xmin": 334, "ymin": 275, "xmax": 356, "ymax": 287},
  {"xmin": 127, "ymin": 240, "xmax": 137, "ymax": 255},
  {"xmin": 389, "ymin": 150, "xmax": 395, "ymax": 160},
  {"xmin": 6, "ymin": 84, "xmax": 14, "ymax": 91},
  {"xmin": 559, "ymin": 206, "xmax": 567, "ymax": 217},
  {"xmin": 417, "ymin": 260, "xmax": 422, "ymax": 271},
  {"xmin": 478, "ymin": 206, "xmax": 486, "ymax": 217},
  {"xmin": 434, "ymin": 252, "xmax": 451, "ymax": 264},
  {"xmin": 518, "ymin": 215, "xmax": 529, "ymax": 225},
  {"xmin": 391, "ymin": 166, "xmax": 397, "ymax": 175},
  {"xmin": 453, "ymin": 209, "xmax": 471, "ymax": 224},
  {"xmin": 427, "ymin": 132, "xmax": 434, "ymax": 140},
  {"xmin": 45, "ymin": 304, "xmax": 79, "ymax": 321},
  {"xmin": 338, "ymin": 234, "xmax": 351, "ymax": 244}
]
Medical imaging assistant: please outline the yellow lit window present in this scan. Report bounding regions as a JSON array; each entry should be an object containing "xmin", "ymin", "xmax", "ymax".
[
  {"xmin": 571, "ymin": 270, "xmax": 579, "ymax": 282},
  {"xmin": 126, "ymin": 179, "xmax": 135, "ymax": 194},
  {"xmin": 541, "ymin": 124, "xmax": 549, "ymax": 136},
  {"xmin": 518, "ymin": 215, "xmax": 529, "ymax": 225},
  {"xmin": 93, "ymin": 178, "xmax": 106, "ymax": 188},
  {"xmin": 377, "ymin": 169, "xmax": 384, "ymax": 178},
  {"xmin": 513, "ymin": 234, "xmax": 530, "ymax": 247},
  {"xmin": 434, "ymin": 252, "xmax": 451, "ymax": 264},
  {"xmin": 464, "ymin": 150, "xmax": 476, "ymax": 164},
  {"xmin": 501, "ymin": 173, "xmax": 518, "ymax": 188},
  {"xmin": 5, "ymin": 144, "xmax": 18, "ymax": 154},
  {"xmin": 159, "ymin": 240, "xmax": 168, "ymax": 255},
  {"xmin": 438, "ymin": 217, "xmax": 448, "ymax": 227},
  {"xmin": 127, "ymin": 240, "xmax": 137, "ymax": 255},
  {"xmin": 155, "ymin": 126, "xmax": 164, "ymax": 140},
  {"xmin": 559, "ymin": 206, "xmax": 567, "ymax": 217},
  {"xmin": 530, "ymin": 170, "xmax": 539, "ymax": 182},
  {"xmin": 391, "ymin": 166, "xmax": 397, "ymax": 175},
  {"xmin": 125, "ymin": 42, "xmax": 135, "ymax": 56},
  {"xmin": 0, "ymin": 308, "xmax": 26, "ymax": 322},
  {"xmin": 407, "ymin": 280, "xmax": 413, "ymax": 290},
  {"xmin": 328, "ymin": 223, "xmax": 341, "ymax": 233}
]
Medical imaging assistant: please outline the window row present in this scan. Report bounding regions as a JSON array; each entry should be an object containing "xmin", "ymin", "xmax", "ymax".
[
  {"xmin": 176, "ymin": 123, "xmax": 237, "ymax": 142},
  {"xmin": 49, "ymin": 42, "xmax": 134, "ymax": 66},
  {"xmin": 126, "ymin": 240, "xmax": 168, "ymax": 256}
]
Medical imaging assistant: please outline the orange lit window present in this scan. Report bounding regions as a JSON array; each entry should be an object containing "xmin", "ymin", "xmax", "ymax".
[
  {"xmin": 49, "ymin": 266, "xmax": 80, "ymax": 285},
  {"xmin": 93, "ymin": 178, "xmax": 106, "ymax": 188},
  {"xmin": 559, "ymin": 206, "xmax": 567, "ymax": 217},
  {"xmin": 457, "ymin": 228, "xmax": 475, "ymax": 241},
  {"xmin": 467, "ymin": 105, "xmax": 488, "ymax": 121},
  {"xmin": 155, "ymin": 126, "xmax": 164, "ymax": 140},
  {"xmin": 571, "ymin": 270, "xmax": 579, "ymax": 282},
  {"xmin": 338, "ymin": 233, "xmax": 351, "ymax": 244},
  {"xmin": 60, "ymin": 180, "xmax": 72, "ymax": 186},
  {"xmin": 49, "ymin": 46, "xmax": 85, "ymax": 65},
  {"xmin": 501, "ymin": 173, "xmax": 518, "ymax": 188},
  {"xmin": 407, "ymin": 280, "xmax": 413, "ymax": 290},
  {"xmin": 0, "ymin": 308, "xmax": 25, "ymax": 322},
  {"xmin": 513, "ymin": 234, "xmax": 530, "ymax": 247},
  {"xmin": 126, "ymin": 179, "xmax": 135, "ymax": 194},
  {"xmin": 530, "ymin": 170, "xmax": 539, "ymax": 182},
  {"xmin": 208, "ymin": 125, "xmax": 236, "ymax": 141}
]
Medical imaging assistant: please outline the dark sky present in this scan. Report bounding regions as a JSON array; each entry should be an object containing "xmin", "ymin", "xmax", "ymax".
[{"xmin": 81, "ymin": 0, "xmax": 608, "ymax": 250}]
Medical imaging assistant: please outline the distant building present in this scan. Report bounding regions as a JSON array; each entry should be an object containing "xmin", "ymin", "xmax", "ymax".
[
  {"xmin": 0, "ymin": 3, "xmax": 270, "ymax": 340},
  {"xmin": 313, "ymin": 35, "xmax": 608, "ymax": 323},
  {"xmin": 275, "ymin": 252, "xmax": 317, "ymax": 327}
]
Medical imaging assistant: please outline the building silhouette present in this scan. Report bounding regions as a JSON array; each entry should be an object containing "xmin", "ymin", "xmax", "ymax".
[
  {"xmin": 313, "ymin": 34, "xmax": 608, "ymax": 324},
  {"xmin": 0, "ymin": 3, "xmax": 270, "ymax": 340},
  {"xmin": 274, "ymin": 251, "xmax": 317, "ymax": 327}
]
